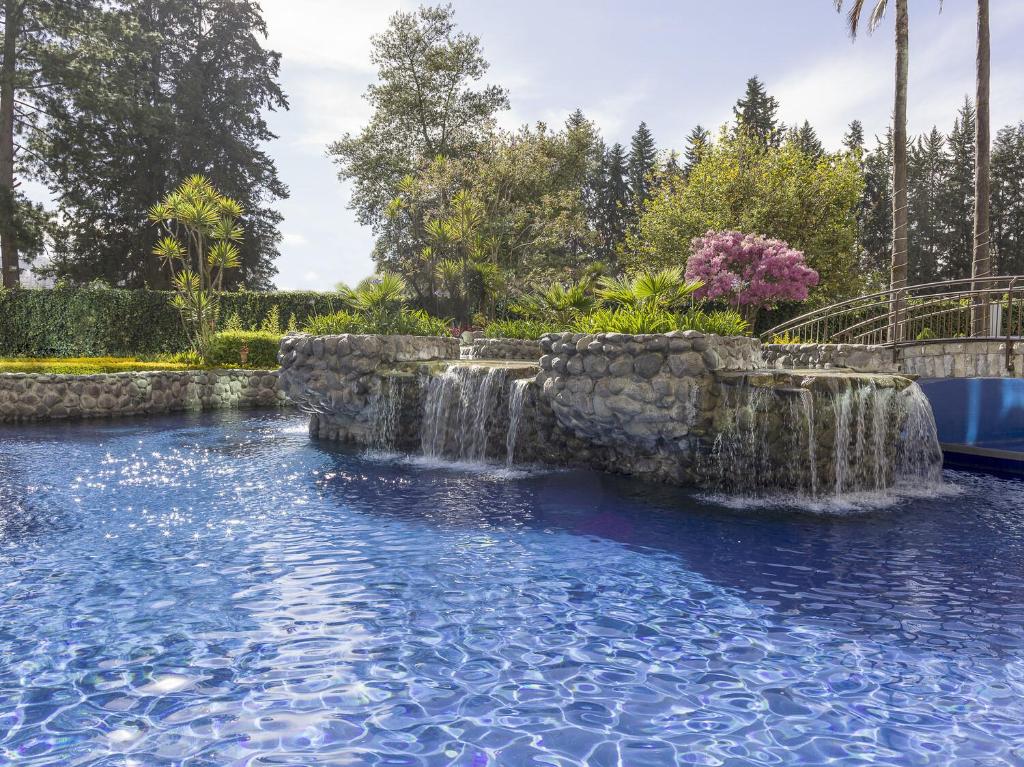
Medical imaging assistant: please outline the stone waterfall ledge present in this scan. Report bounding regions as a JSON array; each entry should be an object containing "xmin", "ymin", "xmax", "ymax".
[
  {"xmin": 277, "ymin": 333, "xmax": 460, "ymax": 444},
  {"xmin": 0, "ymin": 369, "xmax": 284, "ymax": 423},
  {"xmin": 537, "ymin": 331, "xmax": 763, "ymax": 455},
  {"xmin": 899, "ymin": 341, "xmax": 1023, "ymax": 378},
  {"xmin": 461, "ymin": 336, "xmax": 542, "ymax": 361},
  {"xmin": 762, "ymin": 343, "xmax": 898, "ymax": 373}
]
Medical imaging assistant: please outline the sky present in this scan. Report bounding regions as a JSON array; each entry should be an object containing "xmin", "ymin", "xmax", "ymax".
[{"xmin": 30, "ymin": 0, "xmax": 1024, "ymax": 289}]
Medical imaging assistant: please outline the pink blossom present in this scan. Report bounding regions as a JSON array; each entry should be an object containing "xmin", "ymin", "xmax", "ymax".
[{"xmin": 685, "ymin": 230, "xmax": 819, "ymax": 314}]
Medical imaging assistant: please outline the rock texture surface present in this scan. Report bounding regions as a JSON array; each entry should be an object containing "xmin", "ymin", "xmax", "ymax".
[
  {"xmin": 0, "ymin": 370, "xmax": 283, "ymax": 423},
  {"xmin": 461, "ymin": 336, "xmax": 542, "ymax": 361},
  {"xmin": 763, "ymin": 343, "xmax": 898, "ymax": 373}
]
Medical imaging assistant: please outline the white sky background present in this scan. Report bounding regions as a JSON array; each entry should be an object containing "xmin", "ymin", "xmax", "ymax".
[{"xmin": 27, "ymin": 1, "xmax": 1024, "ymax": 289}]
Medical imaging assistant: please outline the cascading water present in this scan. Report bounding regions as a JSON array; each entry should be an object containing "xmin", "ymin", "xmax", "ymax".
[
  {"xmin": 367, "ymin": 377, "xmax": 404, "ymax": 451},
  {"xmin": 702, "ymin": 376, "xmax": 943, "ymax": 498},
  {"xmin": 420, "ymin": 364, "xmax": 508, "ymax": 461},
  {"xmin": 505, "ymin": 379, "xmax": 531, "ymax": 468}
]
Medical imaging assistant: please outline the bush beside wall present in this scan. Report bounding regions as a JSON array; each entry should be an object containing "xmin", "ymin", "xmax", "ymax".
[{"xmin": 0, "ymin": 286, "xmax": 342, "ymax": 357}]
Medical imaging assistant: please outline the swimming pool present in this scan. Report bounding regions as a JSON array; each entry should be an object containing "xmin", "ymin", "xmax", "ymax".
[{"xmin": 2, "ymin": 411, "xmax": 1023, "ymax": 765}]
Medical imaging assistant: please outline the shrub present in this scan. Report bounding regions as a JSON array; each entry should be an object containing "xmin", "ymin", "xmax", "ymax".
[
  {"xmin": 482, "ymin": 319, "xmax": 555, "ymax": 339},
  {"xmin": 686, "ymin": 230, "xmax": 819, "ymax": 325},
  {"xmin": 916, "ymin": 327, "xmax": 937, "ymax": 341},
  {"xmin": 677, "ymin": 309, "xmax": 751, "ymax": 336},
  {"xmin": 302, "ymin": 308, "xmax": 450, "ymax": 337},
  {"xmin": 206, "ymin": 331, "xmax": 281, "ymax": 368},
  {"xmin": 573, "ymin": 306, "xmax": 678, "ymax": 335},
  {"xmin": 0, "ymin": 286, "xmax": 341, "ymax": 358},
  {"xmin": 0, "ymin": 357, "xmax": 196, "ymax": 374},
  {"xmin": 596, "ymin": 268, "xmax": 702, "ymax": 311},
  {"xmin": 770, "ymin": 331, "xmax": 803, "ymax": 345}
]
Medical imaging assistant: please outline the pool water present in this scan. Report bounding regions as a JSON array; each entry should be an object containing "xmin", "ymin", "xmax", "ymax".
[{"xmin": 2, "ymin": 411, "xmax": 1024, "ymax": 766}]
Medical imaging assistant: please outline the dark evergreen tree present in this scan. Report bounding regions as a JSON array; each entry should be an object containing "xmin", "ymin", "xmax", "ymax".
[
  {"xmin": 843, "ymin": 119, "xmax": 866, "ymax": 154},
  {"xmin": 992, "ymin": 122, "xmax": 1024, "ymax": 275},
  {"xmin": 789, "ymin": 120, "xmax": 824, "ymax": 159},
  {"xmin": 37, "ymin": 0, "xmax": 289, "ymax": 289},
  {"xmin": 597, "ymin": 142, "xmax": 629, "ymax": 268},
  {"xmin": 732, "ymin": 76, "xmax": 780, "ymax": 147},
  {"xmin": 860, "ymin": 130, "xmax": 894, "ymax": 276},
  {"xmin": 907, "ymin": 127, "xmax": 948, "ymax": 284},
  {"xmin": 564, "ymin": 108, "xmax": 605, "ymax": 263},
  {"xmin": 683, "ymin": 124, "xmax": 710, "ymax": 178},
  {"xmin": 941, "ymin": 98, "xmax": 976, "ymax": 280},
  {"xmin": 659, "ymin": 149, "xmax": 683, "ymax": 184},
  {"xmin": 627, "ymin": 121, "xmax": 657, "ymax": 211}
]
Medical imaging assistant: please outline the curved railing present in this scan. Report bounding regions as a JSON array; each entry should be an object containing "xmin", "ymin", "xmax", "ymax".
[{"xmin": 763, "ymin": 275, "xmax": 1024, "ymax": 369}]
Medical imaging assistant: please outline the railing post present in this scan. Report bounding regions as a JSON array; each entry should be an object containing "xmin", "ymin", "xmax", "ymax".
[{"xmin": 1007, "ymin": 279, "xmax": 1018, "ymax": 373}]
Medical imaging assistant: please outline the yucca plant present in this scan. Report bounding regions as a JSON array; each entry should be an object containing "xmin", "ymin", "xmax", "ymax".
[
  {"xmin": 597, "ymin": 267, "xmax": 703, "ymax": 312},
  {"xmin": 149, "ymin": 175, "xmax": 244, "ymax": 358}
]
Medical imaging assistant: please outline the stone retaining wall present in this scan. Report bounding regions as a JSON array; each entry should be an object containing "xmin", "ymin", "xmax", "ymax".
[
  {"xmin": 277, "ymin": 333, "xmax": 459, "ymax": 443},
  {"xmin": 0, "ymin": 369, "xmax": 283, "ymax": 423},
  {"xmin": 763, "ymin": 343, "xmax": 898, "ymax": 373},
  {"xmin": 463, "ymin": 336, "xmax": 542, "ymax": 361},
  {"xmin": 763, "ymin": 340, "xmax": 1024, "ymax": 378}
]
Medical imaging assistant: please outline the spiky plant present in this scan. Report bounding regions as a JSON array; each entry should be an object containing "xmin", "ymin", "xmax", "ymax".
[{"xmin": 149, "ymin": 175, "xmax": 244, "ymax": 357}]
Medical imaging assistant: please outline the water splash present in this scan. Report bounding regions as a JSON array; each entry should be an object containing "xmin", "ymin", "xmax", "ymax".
[
  {"xmin": 505, "ymin": 379, "xmax": 531, "ymax": 468},
  {"xmin": 368, "ymin": 377, "xmax": 404, "ymax": 451}
]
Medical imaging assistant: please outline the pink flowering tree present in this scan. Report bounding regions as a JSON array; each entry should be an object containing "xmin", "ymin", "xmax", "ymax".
[{"xmin": 685, "ymin": 230, "xmax": 819, "ymax": 324}]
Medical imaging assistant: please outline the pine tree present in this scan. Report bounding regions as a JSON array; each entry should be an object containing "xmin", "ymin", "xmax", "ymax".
[
  {"xmin": 683, "ymin": 124, "xmax": 710, "ymax": 178},
  {"xmin": 564, "ymin": 108, "xmax": 605, "ymax": 263},
  {"xmin": 627, "ymin": 121, "xmax": 657, "ymax": 211},
  {"xmin": 992, "ymin": 122, "xmax": 1024, "ymax": 275},
  {"xmin": 732, "ymin": 76, "xmax": 780, "ymax": 147},
  {"xmin": 942, "ymin": 98, "xmax": 976, "ymax": 279},
  {"xmin": 38, "ymin": 0, "xmax": 289, "ymax": 289},
  {"xmin": 597, "ymin": 142, "xmax": 630, "ymax": 267},
  {"xmin": 860, "ymin": 130, "xmax": 894, "ymax": 276},
  {"xmin": 907, "ymin": 127, "xmax": 949, "ymax": 283},
  {"xmin": 789, "ymin": 120, "xmax": 824, "ymax": 159},
  {"xmin": 843, "ymin": 120, "xmax": 866, "ymax": 155}
]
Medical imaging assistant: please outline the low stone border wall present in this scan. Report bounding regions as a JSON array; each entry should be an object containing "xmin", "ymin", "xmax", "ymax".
[
  {"xmin": 900, "ymin": 341, "xmax": 1023, "ymax": 378},
  {"xmin": 763, "ymin": 343, "xmax": 898, "ymax": 373},
  {"xmin": 463, "ymin": 337, "xmax": 542, "ymax": 361},
  {"xmin": 0, "ymin": 369, "xmax": 284, "ymax": 423}
]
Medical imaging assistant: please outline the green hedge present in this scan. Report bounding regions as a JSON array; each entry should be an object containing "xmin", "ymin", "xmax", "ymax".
[
  {"xmin": 207, "ymin": 331, "xmax": 282, "ymax": 368},
  {"xmin": 0, "ymin": 286, "xmax": 343, "ymax": 357}
]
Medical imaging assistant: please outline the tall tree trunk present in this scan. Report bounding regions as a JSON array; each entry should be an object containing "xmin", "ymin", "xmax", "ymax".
[
  {"xmin": 889, "ymin": 0, "xmax": 910, "ymax": 342},
  {"xmin": 971, "ymin": 0, "xmax": 991, "ymax": 335},
  {"xmin": 0, "ymin": 0, "xmax": 21, "ymax": 288}
]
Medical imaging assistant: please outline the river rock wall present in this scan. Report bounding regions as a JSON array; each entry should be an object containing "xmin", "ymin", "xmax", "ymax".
[
  {"xmin": 277, "ymin": 333, "xmax": 460, "ymax": 444},
  {"xmin": 0, "ymin": 370, "xmax": 284, "ymax": 423},
  {"xmin": 762, "ymin": 343, "xmax": 898, "ymax": 373},
  {"xmin": 461, "ymin": 336, "xmax": 542, "ymax": 361}
]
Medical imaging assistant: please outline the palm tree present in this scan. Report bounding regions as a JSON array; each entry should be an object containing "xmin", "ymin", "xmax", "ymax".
[
  {"xmin": 972, "ymin": 0, "xmax": 991, "ymax": 335},
  {"xmin": 835, "ymin": 0, "xmax": 910, "ymax": 341}
]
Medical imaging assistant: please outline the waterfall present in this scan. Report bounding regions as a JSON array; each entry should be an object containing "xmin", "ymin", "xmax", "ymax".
[
  {"xmin": 505, "ymin": 379, "xmax": 531, "ymax": 467},
  {"xmin": 368, "ymin": 377, "xmax": 404, "ymax": 451},
  {"xmin": 420, "ymin": 364, "xmax": 507, "ymax": 462},
  {"xmin": 702, "ymin": 376, "xmax": 943, "ymax": 498}
]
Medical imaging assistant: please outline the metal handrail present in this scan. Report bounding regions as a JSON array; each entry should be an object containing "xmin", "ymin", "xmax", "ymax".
[{"xmin": 762, "ymin": 276, "xmax": 1024, "ymax": 371}]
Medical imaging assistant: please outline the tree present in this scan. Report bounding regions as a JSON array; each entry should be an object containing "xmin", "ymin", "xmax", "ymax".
[
  {"xmin": 627, "ymin": 129, "xmax": 864, "ymax": 305},
  {"xmin": 0, "ymin": 0, "xmax": 99, "ymax": 287},
  {"xmin": 683, "ymin": 124, "xmax": 710, "ymax": 178},
  {"xmin": 942, "ymin": 99, "xmax": 975, "ymax": 279},
  {"xmin": 732, "ymin": 76, "xmax": 780, "ymax": 147},
  {"xmin": 627, "ymin": 121, "xmax": 657, "ymax": 212},
  {"xmin": 860, "ymin": 130, "xmax": 893, "ymax": 278},
  {"xmin": 907, "ymin": 127, "xmax": 948, "ymax": 284},
  {"xmin": 148, "ymin": 175, "xmax": 243, "ymax": 356},
  {"xmin": 36, "ymin": 0, "xmax": 288, "ymax": 289},
  {"xmin": 843, "ymin": 120, "xmax": 866, "ymax": 154},
  {"xmin": 789, "ymin": 120, "xmax": 824, "ymax": 159},
  {"xmin": 685, "ymin": 230, "xmax": 819, "ymax": 325},
  {"xmin": 328, "ymin": 4, "xmax": 508, "ymax": 233},
  {"xmin": 971, "ymin": 0, "xmax": 990, "ymax": 334},
  {"xmin": 992, "ymin": 123, "xmax": 1024, "ymax": 275},
  {"xmin": 597, "ymin": 142, "xmax": 630, "ymax": 266}
]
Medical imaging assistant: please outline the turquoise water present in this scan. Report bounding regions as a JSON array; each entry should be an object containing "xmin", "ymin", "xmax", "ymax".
[{"xmin": 1, "ymin": 411, "xmax": 1023, "ymax": 765}]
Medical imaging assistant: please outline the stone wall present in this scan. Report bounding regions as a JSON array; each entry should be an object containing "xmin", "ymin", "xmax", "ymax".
[
  {"xmin": 277, "ymin": 333, "xmax": 459, "ymax": 444},
  {"xmin": 462, "ymin": 336, "xmax": 542, "ymax": 361},
  {"xmin": 763, "ymin": 340, "xmax": 1023, "ymax": 378},
  {"xmin": 0, "ymin": 369, "xmax": 284, "ymax": 423},
  {"xmin": 899, "ymin": 341, "xmax": 1022, "ymax": 378},
  {"xmin": 763, "ymin": 343, "xmax": 898, "ymax": 373}
]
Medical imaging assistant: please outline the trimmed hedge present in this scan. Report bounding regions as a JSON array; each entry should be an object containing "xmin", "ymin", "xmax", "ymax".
[
  {"xmin": 0, "ymin": 286, "xmax": 342, "ymax": 357},
  {"xmin": 207, "ymin": 331, "xmax": 282, "ymax": 369}
]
